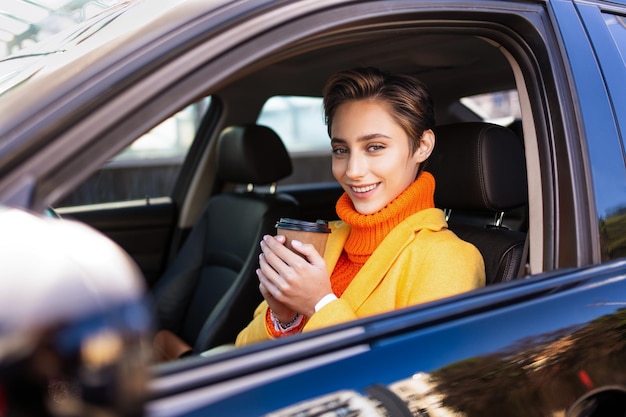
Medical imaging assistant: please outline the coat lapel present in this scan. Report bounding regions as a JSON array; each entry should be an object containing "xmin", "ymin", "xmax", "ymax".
[{"xmin": 339, "ymin": 208, "xmax": 447, "ymax": 312}]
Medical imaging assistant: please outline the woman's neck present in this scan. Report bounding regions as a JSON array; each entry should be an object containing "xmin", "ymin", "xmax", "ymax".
[{"xmin": 335, "ymin": 171, "xmax": 435, "ymax": 259}]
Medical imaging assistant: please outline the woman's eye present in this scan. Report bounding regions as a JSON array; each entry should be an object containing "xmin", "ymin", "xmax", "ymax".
[
  {"xmin": 367, "ymin": 144, "xmax": 385, "ymax": 152},
  {"xmin": 332, "ymin": 147, "xmax": 348, "ymax": 155}
]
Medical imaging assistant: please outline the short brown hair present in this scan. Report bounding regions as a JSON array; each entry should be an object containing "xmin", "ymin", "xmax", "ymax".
[{"xmin": 322, "ymin": 67, "xmax": 435, "ymax": 155}]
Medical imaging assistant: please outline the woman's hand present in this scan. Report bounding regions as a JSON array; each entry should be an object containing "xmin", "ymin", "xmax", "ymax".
[{"xmin": 257, "ymin": 234, "xmax": 332, "ymax": 319}]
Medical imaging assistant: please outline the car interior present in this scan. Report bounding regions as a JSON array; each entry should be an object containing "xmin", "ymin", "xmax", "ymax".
[
  {"xmin": 151, "ymin": 125, "xmax": 299, "ymax": 352},
  {"xmin": 56, "ymin": 21, "xmax": 536, "ymax": 355}
]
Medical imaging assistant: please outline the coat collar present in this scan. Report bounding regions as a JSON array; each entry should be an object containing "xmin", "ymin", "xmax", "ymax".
[{"xmin": 324, "ymin": 208, "xmax": 448, "ymax": 311}]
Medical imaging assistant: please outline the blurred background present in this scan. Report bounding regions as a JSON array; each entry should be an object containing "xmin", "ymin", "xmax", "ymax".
[{"xmin": 1, "ymin": 0, "xmax": 125, "ymax": 58}]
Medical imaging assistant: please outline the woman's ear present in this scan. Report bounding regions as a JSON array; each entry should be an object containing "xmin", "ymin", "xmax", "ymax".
[{"xmin": 415, "ymin": 129, "xmax": 435, "ymax": 163}]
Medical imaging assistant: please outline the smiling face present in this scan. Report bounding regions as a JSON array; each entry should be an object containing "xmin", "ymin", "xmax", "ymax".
[{"xmin": 331, "ymin": 99, "xmax": 431, "ymax": 215}]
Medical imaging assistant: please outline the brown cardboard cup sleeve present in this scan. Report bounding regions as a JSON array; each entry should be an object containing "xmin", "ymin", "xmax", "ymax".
[{"xmin": 275, "ymin": 218, "xmax": 331, "ymax": 256}]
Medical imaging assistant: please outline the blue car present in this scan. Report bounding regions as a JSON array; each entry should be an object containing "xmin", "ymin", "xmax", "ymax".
[{"xmin": 0, "ymin": 0, "xmax": 624, "ymax": 416}]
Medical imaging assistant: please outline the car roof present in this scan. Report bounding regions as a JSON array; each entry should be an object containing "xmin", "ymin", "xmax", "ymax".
[{"xmin": 0, "ymin": 0, "xmax": 536, "ymax": 101}]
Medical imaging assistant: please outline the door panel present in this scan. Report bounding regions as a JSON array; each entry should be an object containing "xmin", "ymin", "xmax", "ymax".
[{"xmin": 576, "ymin": 3, "xmax": 626, "ymax": 260}]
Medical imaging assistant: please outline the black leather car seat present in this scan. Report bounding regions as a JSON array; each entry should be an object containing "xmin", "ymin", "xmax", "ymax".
[
  {"xmin": 428, "ymin": 122, "xmax": 528, "ymax": 285},
  {"xmin": 151, "ymin": 124, "xmax": 299, "ymax": 352}
]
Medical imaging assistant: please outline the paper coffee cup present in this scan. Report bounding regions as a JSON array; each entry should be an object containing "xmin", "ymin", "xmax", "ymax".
[{"xmin": 275, "ymin": 218, "xmax": 331, "ymax": 256}]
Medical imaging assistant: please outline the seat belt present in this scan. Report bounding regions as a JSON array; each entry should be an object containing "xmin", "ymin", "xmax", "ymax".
[{"xmin": 517, "ymin": 233, "xmax": 530, "ymax": 278}]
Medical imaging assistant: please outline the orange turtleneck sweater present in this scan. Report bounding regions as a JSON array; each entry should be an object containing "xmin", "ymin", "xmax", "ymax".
[{"xmin": 330, "ymin": 171, "xmax": 435, "ymax": 296}]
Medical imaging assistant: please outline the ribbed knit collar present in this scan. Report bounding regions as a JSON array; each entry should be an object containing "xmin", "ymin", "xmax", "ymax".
[{"xmin": 335, "ymin": 171, "xmax": 435, "ymax": 261}]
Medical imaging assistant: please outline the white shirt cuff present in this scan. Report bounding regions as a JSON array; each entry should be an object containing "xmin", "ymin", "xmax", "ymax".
[{"xmin": 314, "ymin": 293, "xmax": 338, "ymax": 312}]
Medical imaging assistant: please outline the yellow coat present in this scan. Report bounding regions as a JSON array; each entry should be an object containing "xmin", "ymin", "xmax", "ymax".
[{"xmin": 235, "ymin": 208, "xmax": 485, "ymax": 346}]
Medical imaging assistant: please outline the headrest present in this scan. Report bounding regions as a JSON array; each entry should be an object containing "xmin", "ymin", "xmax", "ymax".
[
  {"xmin": 428, "ymin": 122, "xmax": 527, "ymax": 212},
  {"xmin": 216, "ymin": 124, "xmax": 293, "ymax": 185}
]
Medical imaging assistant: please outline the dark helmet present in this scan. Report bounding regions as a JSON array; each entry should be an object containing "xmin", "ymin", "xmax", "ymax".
[{"xmin": 0, "ymin": 207, "xmax": 153, "ymax": 417}]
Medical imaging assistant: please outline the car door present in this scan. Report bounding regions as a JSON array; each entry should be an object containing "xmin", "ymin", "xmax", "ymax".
[
  {"xmin": 148, "ymin": 260, "xmax": 626, "ymax": 417},
  {"xmin": 143, "ymin": 0, "xmax": 626, "ymax": 415}
]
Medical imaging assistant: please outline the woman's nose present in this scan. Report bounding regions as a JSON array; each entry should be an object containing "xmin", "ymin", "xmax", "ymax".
[{"xmin": 346, "ymin": 154, "xmax": 366, "ymax": 179}]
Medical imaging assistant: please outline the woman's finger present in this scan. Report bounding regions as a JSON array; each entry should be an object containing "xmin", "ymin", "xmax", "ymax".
[
  {"xmin": 289, "ymin": 239, "xmax": 325, "ymax": 267},
  {"xmin": 261, "ymin": 236, "xmax": 305, "ymax": 280},
  {"xmin": 258, "ymin": 253, "xmax": 287, "ymax": 292}
]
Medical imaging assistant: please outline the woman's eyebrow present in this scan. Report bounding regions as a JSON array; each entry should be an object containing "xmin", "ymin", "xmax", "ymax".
[
  {"xmin": 331, "ymin": 133, "xmax": 391, "ymax": 144},
  {"xmin": 360, "ymin": 133, "xmax": 391, "ymax": 141}
]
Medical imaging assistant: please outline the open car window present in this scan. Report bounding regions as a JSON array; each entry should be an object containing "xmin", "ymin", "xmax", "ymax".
[
  {"xmin": 56, "ymin": 97, "xmax": 210, "ymax": 208},
  {"xmin": 257, "ymin": 96, "xmax": 329, "ymax": 155}
]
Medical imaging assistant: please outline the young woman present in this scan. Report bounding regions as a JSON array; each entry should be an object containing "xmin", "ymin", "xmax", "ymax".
[{"xmin": 235, "ymin": 67, "xmax": 485, "ymax": 346}]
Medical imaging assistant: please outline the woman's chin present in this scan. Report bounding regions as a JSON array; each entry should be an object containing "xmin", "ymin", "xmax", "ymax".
[{"xmin": 353, "ymin": 201, "xmax": 383, "ymax": 215}]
